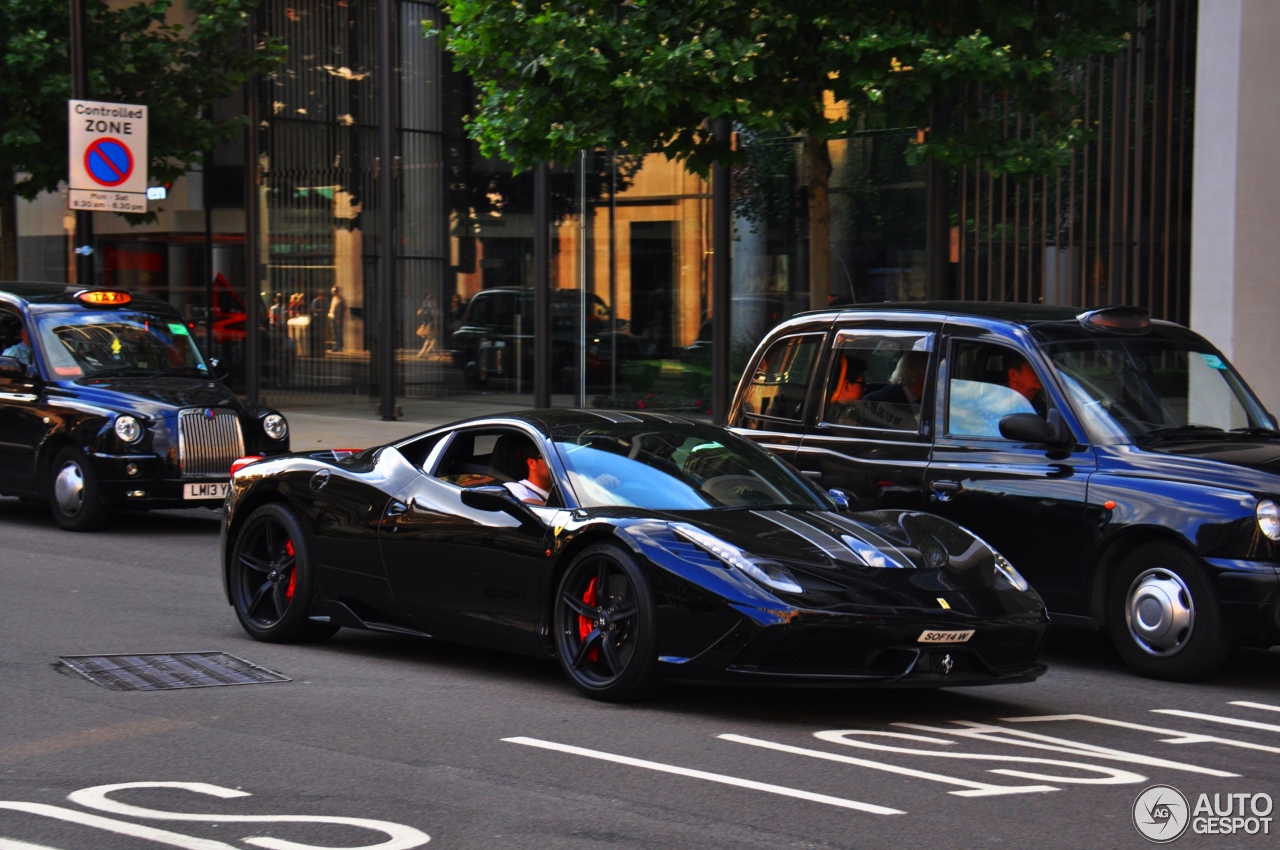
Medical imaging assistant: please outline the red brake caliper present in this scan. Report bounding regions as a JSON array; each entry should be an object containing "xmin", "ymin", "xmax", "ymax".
[
  {"xmin": 284, "ymin": 540, "xmax": 297, "ymax": 602},
  {"xmin": 577, "ymin": 577, "xmax": 599, "ymax": 662}
]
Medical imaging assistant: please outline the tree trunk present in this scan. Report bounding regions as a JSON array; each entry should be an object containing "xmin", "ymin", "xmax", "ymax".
[
  {"xmin": 0, "ymin": 172, "xmax": 17, "ymax": 281},
  {"xmin": 806, "ymin": 129, "xmax": 832, "ymax": 311}
]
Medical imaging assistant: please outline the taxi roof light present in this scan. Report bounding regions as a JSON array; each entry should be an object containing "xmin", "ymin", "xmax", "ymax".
[
  {"xmin": 1076, "ymin": 306, "xmax": 1150, "ymax": 333},
  {"xmin": 77, "ymin": 289, "xmax": 131, "ymax": 307}
]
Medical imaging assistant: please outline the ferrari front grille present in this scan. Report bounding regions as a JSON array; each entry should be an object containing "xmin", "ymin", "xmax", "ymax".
[{"xmin": 178, "ymin": 408, "xmax": 245, "ymax": 477}]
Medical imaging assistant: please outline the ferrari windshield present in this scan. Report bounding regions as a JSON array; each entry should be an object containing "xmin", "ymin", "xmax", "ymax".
[
  {"xmin": 33, "ymin": 310, "xmax": 209, "ymax": 379},
  {"xmin": 552, "ymin": 423, "xmax": 828, "ymax": 510},
  {"xmin": 1043, "ymin": 337, "xmax": 1274, "ymax": 444}
]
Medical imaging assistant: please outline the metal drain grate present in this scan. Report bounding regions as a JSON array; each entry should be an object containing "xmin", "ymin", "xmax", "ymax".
[{"xmin": 59, "ymin": 652, "xmax": 290, "ymax": 692}]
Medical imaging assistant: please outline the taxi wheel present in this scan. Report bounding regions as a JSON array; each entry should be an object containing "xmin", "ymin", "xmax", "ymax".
[
  {"xmin": 48, "ymin": 446, "xmax": 106, "ymax": 532},
  {"xmin": 1107, "ymin": 542, "xmax": 1230, "ymax": 681},
  {"xmin": 553, "ymin": 544, "xmax": 660, "ymax": 702},
  {"xmin": 231, "ymin": 503, "xmax": 338, "ymax": 643}
]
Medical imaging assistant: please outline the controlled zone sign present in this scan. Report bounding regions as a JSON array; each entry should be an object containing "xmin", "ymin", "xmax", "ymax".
[{"xmin": 68, "ymin": 100, "xmax": 148, "ymax": 213}]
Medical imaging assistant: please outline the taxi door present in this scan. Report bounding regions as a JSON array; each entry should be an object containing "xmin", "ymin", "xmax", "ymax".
[
  {"xmin": 727, "ymin": 328, "xmax": 826, "ymax": 465},
  {"xmin": 923, "ymin": 324, "xmax": 1097, "ymax": 614},
  {"xmin": 792, "ymin": 323, "xmax": 939, "ymax": 512},
  {"xmin": 0, "ymin": 309, "xmax": 44, "ymax": 493}
]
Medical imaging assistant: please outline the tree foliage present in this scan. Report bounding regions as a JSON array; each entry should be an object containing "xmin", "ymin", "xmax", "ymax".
[
  {"xmin": 435, "ymin": 1, "xmax": 1138, "ymax": 174},
  {"xmin": 1, "ymin": 0, "xmax": 284, "ymax": 204},
  {"xmin": 434, "ymin": 0, "xmax": 1140, "ymax": 308}
]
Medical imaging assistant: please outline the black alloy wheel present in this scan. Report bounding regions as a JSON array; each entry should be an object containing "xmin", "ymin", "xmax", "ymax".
[
  {"xmin": 1106, "ymin": 541, "xmax": 1230, "ymax": 681},
  {"xmin": 49, "ymin": 445, "xmax": 106, "ymax": 532},
  {"xmin": 553, "ymin": 544, "xmax": 660, "ymax": 701},
  {"xmin": 231, "ymin": 503, "xmax": 338, "ymax": 643}
]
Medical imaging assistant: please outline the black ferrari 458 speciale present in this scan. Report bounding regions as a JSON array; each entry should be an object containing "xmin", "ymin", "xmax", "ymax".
[{"xmin": 220, "ymin": 410, "xmax": 1049, "ymax": 700}]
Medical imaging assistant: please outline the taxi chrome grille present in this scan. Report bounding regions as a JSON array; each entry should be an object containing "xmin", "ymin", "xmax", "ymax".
[{"xmin": 178, "ymin": 408, "xmax": 244, "ymax": 477}]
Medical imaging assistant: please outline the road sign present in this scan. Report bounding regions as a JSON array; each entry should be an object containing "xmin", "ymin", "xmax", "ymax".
[{"xmin": 68, "ymin": 99, "xmax": 148, "ymax": 213}]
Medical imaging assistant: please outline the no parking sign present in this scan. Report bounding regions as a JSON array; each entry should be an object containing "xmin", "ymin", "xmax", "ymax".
[{"xmin": 68, "ymin": 99, "xmax": 148, "ymax": 213}]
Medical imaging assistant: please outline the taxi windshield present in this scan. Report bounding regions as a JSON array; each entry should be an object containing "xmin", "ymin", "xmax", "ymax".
[
  {"xmin": 33, "ymin": 310, "xmax": 209, "ymax": 380},
  {"xmin": 551, "ymin": 423, "xmax": 827, "ymax": 510},
  {"xmin": 1042, "ymin": 337, "xmax": 1274, "ymax": 444}
]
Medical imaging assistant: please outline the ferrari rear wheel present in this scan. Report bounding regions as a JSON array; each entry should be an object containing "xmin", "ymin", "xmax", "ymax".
[
  {"xmin": 231, "ymin": 503, "xmax": 338, "ymax": 643},
  {"xmin": 553, "ymin": 544, "xmax": 660, "ymax": 701}
]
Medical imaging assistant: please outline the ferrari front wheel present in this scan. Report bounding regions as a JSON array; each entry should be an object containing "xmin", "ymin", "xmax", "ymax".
[
  {"xmin": 553, "ymin": 544, "xmax": 660, "ymax": 701},
  {"xmin": 231, "ymin": 503, "xmax": 337, "ymax": 643}
]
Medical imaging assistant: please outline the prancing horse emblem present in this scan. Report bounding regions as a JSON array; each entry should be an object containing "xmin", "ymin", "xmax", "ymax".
[{"xmin": 941, "ymin": 654, "xmax": 954, "ymax": 674}]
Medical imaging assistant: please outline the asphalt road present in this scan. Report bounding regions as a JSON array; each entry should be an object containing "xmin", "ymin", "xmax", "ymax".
[{"xmin": 3, "ymin": 497, "xmax": 1279, "ymax": 849}]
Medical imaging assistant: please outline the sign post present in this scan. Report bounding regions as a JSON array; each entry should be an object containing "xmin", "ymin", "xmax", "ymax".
[{"xmin": 68, "ymin": 100, "xmax": 148, "ymax": 213}]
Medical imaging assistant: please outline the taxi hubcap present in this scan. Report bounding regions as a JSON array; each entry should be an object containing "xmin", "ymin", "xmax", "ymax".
[
  {"xmin": 54, "ymin": 462, "xmax": 85, "ymax": 516},
  {"xmin": 1125, "ymin": 568, "xmax": 1194, "ymax": 656}
]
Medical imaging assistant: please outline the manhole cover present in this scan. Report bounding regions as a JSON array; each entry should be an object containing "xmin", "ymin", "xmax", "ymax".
[{"xmin": 59, "ymin": 652, "xmax": 290, "ymax": 692}]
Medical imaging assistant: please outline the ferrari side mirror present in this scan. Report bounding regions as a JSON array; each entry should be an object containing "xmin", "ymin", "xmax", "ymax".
[
  {"xmin": 462, "ymin": 485, "xmax": 544, "ymax": 532},
  {"xmin": 827, "ymin": 488, "xmax": 854, "ymax": 512}
]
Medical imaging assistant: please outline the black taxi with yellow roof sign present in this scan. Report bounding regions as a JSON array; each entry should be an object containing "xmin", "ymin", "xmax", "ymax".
[
  {"xmin": 0, "ymin": 282, "xmax": 289, "ymax": 530},
  {"xmin": 729, "ymin": 301, "xmax": 1280, "ymax": 682}
]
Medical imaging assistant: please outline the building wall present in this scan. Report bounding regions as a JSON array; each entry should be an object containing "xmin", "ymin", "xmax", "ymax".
[{"xmin": 1190, "ymin": 0, "xmax": 1280, "ymax": 414}]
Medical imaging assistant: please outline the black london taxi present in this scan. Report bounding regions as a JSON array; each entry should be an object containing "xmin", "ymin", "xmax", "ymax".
[
  {"xmin": 0, "ymin": 282, "xmax": 290, "ymax": 531},
  {"xmin": 728, "ymin": 302, "xmax": 1280, "ymax": 681}
]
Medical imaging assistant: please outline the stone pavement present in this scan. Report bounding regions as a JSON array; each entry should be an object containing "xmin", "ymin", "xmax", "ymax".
[{"xmin": 279, "ymin": 393, "xmax": 581, "ymax": 449}]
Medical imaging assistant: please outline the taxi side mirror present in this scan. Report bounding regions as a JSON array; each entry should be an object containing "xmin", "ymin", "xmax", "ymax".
[
  {"xmin": 999, "ymin": 410, "xmax": 1071, "ymax": 446},
  {"xmin": 0, "ymin": 356, "xmax": 25, "ymax": 380},
  {"xmin": 207, "ymin": 358, "xmax": 231, "ymax": 381}
]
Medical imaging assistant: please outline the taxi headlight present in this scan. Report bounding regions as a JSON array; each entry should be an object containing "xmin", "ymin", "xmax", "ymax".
[
  {"xmin": 1257, "ymin": 499, "xmax": 1280, "ymax": 541},
  {"xmin": 992, "ymin": 551, "xmax": 1029, "ymax": 592},
  {"xmin": 263, "ymin": 414, "xmax": 288, "ymax": 441},
  {"xmin": 114, "ymin": 415, "xmax": 143, "ymax": 443}
]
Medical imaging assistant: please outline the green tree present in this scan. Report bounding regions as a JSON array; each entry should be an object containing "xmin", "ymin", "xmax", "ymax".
[
  {"xmin": 434, "ymin": 0, "xmax": 1139, "ymax": 308},
  {"xmin": 0, "ymin": 0, "xmax": 284, "ymax": 280}
]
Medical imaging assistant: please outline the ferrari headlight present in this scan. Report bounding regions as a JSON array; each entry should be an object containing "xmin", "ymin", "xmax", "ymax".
[
  {"xmin": 671, "ymin": 523, "xmax": 804, "ymax": 594},
  {"xmin": 262, "ymin": 413, "xmax": 288, "ymax": 441},
  {"xmin": 992, "ymin": 551, "xmax": 1029, "ymax": 592},
  {"xmin": 1258, "ymin": 499, "xmax": 1280, "ymax": 541},
  {"xmin": 114, "ymin": 415, "xmax": 143, "ymax": 443}
]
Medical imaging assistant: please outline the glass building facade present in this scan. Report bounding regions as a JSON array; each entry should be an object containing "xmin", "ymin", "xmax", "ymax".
[{"xmin": 14, "ymin": 0, "xmax": 1196, "ymax": 417}]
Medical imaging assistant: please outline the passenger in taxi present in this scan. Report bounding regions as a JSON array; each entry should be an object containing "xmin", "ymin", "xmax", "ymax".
[{"xmin": 1005, "ymin": 355, "xmax": 1047, "ymax": 416}]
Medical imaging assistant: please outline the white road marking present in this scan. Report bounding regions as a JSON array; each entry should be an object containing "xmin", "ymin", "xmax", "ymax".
[
  {"xmin": 1150, "ymin": 709, "xmax": 1280, "ymax": 735},
  {"xmin": 812, "ymin": 730, "xmax": 1146, "ymax": 786},
  {"xmin": 67, "ymin": 782, "xmax": 430, "ymax": 850},
  {"xmin": 894, "ymin": 720, "xmax": 1236, "ymax": 777},
  {"xmin": 0, "ymin": 802, "xmax": 238, "ymax": 850},
  {"xmin": 718, "ymin": 734, "xmax": 1057, "ymax": 797},
  {"xmin": 1232, "ymin": 701, "xmax": 1280, "ymax": 713},
  {"xmin": 502, "ymin": 736, "xmax": 904, "ymax": 814},
  {"xmin": 0, "ymin": 839, "xmax": 66, "ymax": 850},
  {"xmin": 1004, "ymin": 713, "xmax": 1270, "ymax": 759}
]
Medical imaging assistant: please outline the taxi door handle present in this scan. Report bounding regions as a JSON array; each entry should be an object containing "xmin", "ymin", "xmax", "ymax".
[
  {"xmin": 801, "ymin": 470, "xmax": 822, "ymax": 481},
  {"xmin": 932, "ymin": 481, "xmax": 960, "ymax": 492}
]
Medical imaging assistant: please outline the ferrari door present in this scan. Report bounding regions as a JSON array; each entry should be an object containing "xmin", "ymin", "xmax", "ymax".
[{"xmin": 380, "ymin": 427, "xmax": 554, "ymax": 648}]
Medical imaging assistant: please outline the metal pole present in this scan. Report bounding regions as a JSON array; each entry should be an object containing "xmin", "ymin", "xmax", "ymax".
[
  {"xmin": 609, "ymin": 150, "xmax": 617, "ymax": 400},
  {"xmin": 242, "ymin": 11, "xmax": 260, "ymax": 403},
  {"xmin": 711, "ymin": 119, "xmax": 732, "ymax": 425},
  {"xmin": 533, "ymin": 163, "xmax": 551, "ymax": 408},
  {"xmin": 70, "ymin": 0, "xmax": 94, "ymax": 286},
  {"xmin": 377, "ymin": 0, "xmax": 397, "ymax": 420},
  {"xmin": 204, "ymin": 154, "xmax": 214, "ymax": 354},
  {"xmin": 925, "ymin": 102, "xmax": 952, "ymax": 301},
  {"xmin": 578, "ymin": 150, "xmax": 587, "ymax": 407}
]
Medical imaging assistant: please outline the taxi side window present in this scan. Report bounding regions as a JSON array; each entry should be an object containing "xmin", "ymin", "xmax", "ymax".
[
  {"xmin": 0, "ymin": 312, "xmax": 23, "ymax": 354},
  {"xmin": 737, "ymin": 334, "xmax": 821, "ymax": 428},
  {"xmin": 946, "ymin": 341, "xmax": 1047, "ymax": 438},
  {"xmin": 821, "ymin": 330, "xmax": 934, "ymax": 432}
]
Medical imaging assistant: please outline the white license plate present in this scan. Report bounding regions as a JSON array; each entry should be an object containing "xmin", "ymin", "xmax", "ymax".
[
  {"xmin": 918, "ymin": 629, "xmax": 975, "ymax": 644},
  {"xmin": 183, "ymin": 482, "xmax": 230, "ymax": 500}
]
